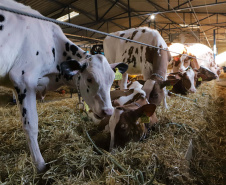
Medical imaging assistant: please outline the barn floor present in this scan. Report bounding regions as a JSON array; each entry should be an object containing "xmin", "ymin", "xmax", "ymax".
[{"xmin": 0, "ymin": 81, "xmax": 225, "ymax": 185}]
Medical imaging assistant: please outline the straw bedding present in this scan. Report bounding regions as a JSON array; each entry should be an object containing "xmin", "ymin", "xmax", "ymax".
[{"xmin": 0, "ymin": 81, "xmax": 225, "ymax": 185}]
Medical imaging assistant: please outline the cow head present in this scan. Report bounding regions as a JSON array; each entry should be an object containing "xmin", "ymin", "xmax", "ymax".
[
  {"xmin": 113, "ymin": 104, "xmax": 156, "ymax": 148},
  {"xmin": 172, "ymin": 53, "xmax": 193, "ymax": 72},
  {"xmin": 60, "ymin": 54, "xmax": 128, "ymax": 119},
  {"xmin": 198, "ymin": 66, "xmax": 218, "ymax": 81},
  {"xmin": 168, "ymin": 68, "xmax": 198, "ymax": 93},
  {"xmin": 140, "ymin": 78, "xmax": 179, "ymax": 106}
]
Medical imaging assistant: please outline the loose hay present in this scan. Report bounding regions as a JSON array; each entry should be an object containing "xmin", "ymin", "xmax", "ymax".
[{"xmin": 0, "ymin": 81, "xmax": 225, "ymax": 184}]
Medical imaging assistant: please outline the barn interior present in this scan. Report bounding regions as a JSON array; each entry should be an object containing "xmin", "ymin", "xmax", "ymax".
[{"xmin": 0, "ymin": 0, "xmax": 226, "ymax": 184}]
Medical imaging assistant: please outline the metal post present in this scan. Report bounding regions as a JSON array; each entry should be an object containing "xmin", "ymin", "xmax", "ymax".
[
  {"xmin": 213, "ymin": 29, "xmax": 217, "ymax": 60},
  {"xmin": 68, "ymin": 6, "xmax": 70, "ymax": 22},
  {"xmin": 95, "ymin": 0, "xmax": 98, "ymax": 21},
  {"xmin": 128, "ymin": 0, "xmax": 131, "ymax": 28}
]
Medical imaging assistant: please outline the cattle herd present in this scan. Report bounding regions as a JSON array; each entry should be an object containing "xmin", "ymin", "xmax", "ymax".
[{"xmin": 0, "ymin": 0, "xmax": 223, "ymax": 173}]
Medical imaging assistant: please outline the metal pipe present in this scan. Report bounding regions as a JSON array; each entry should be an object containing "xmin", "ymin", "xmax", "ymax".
[
  {"xmin": 213, "ymin": 29, "xmax": 217, "ymax": 59},
  {"xmin": 109, "ymin": 1, "xmax": 226, "ymax": 20},
  {"xmin": 128, "ymin": 0, "xmax": 131, "ymax": 28},
  {"xmin": 95, "ymin": 0, "xmax": 98, "ymax": 21}
]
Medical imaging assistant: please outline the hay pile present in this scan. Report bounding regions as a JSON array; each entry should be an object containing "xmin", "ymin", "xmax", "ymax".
[{"xmin": 0, "ymin": 81, "xmax": 225, "ymax": 184}]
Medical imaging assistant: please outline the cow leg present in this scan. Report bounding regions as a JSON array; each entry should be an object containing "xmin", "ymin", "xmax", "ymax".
[
  {"xmin": 10, "ymin": 73, "xmax": 46, "ymax": 173},
  {"xmin": 108, "ymin": 109, "xmax": 122, "ymax": 151},
  {"xmin": 163, "ymin": 87, "xmax": 168, "ymax": 109},
  {"xmin": 119, "ymin": 72, "xmax": 128, "ymax": 90}
]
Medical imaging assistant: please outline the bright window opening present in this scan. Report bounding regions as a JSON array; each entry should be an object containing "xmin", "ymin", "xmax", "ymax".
[{"xmin": 57, "ymin": 11, "xmax": 79, "ymax": 22}]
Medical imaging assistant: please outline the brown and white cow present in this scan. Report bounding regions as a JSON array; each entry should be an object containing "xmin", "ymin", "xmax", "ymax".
[
  {"xmin": 169, "ymin": 43, "xmax": 220, "ymax": 80},
  {"xmin": 104, "ymin": 27, "xmax": 178, "ymax": 108},
  {"xmin": 88, "ymin": 81, "xmax": 158, "ymax": 151},
  {"xmin": 167, "ymin": 68, "xmax": 207, "ymax": 95},
  {"xmin": 91, "ymin": 93, "xmax": 157, "ymax": 151},
  {"xmin": 0, "ymin": 0, "xmax": 128, "ymax": 172}
]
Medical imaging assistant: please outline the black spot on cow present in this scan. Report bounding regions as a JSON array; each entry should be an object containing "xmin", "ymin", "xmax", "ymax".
[
  {"xmin": 36, "ymin": 51, "xmax": 39, "ymax": 55},
  {"xmin": 145, "ymin": 47, "xmax": 157, "ymax": 64},
  {"xmin": 135, "ymin": 48, "xmax": 138, "ymax": 54},
  {"xmin": 15, "ymin": 88, "xmax": 27, "ymax": 105},
  {"xmin": 131, "ymin": 30, "xmax": 138, "ymax": 40},
  {"xmin": 126, "ymin": 37, "xmax": 131, "ymax": 43},
  {"xmin": 63, "ymin": 51, "xmax": 67, "ymax": 57},
  {"xmin": 141, "ymin": 46, "xmax": 143, "ymax": 53},
  {"xmin": 15, "ymin": 86, "xmax": 20, "ymax": 94},
  {"xmin": 22, "ymin": 107, "xmax": 27, "ymax": 117},
  {"xmin": 70, "ymin": 45, "xmax": 78, "ymax": 55},
  {"xmin": 142, "ymin": 29, "xmax": 146, "ymax": 33},
  {"xmin": 52, "ymin": 48, "xmax": 55, "ymax": 61},
  {"xmin": 120, "ymin": 33, "xmax": 125, "ymax": 37},
  {"xmin": 132, "ymin": 55, "xmax": 136, "ymax": 67},
  {"xmin": 22, "ymin": 70, "xmax": 25, "ymax": 75},
  {"xmin": 67, "ymin": 56, "xmax": 72, "ymax": 60},
  {"xmin": 76, "ymin": 53, "xmax": 82, "ymax": 58},
  {"xmin": 0, "ymin": 25, "xmax": 3, "ymax": 31},
  {"xmin": 128, "ymin": 46, "xmax": 134, "ymax": 60},
  {"xmin": 56, "ymin": 65, "xmax": 60, "ymax": 72},
  {"xmin": 65, "ymin": 43, "xmax": 70, "ymax": 51},
  {"xmin": 0, "ymin": 15, "xmax": 5, "ymax": 22},
  {"xmin": 24, "ymin": 118, "xmax": 26, "ymax": 125},
  {"xmin": 122, "ymin": 49, "xmax": 127, "ymax": 56},
  {"xmin": 87, "ymin": 89, "xmax": 89, "ymax": 93}
]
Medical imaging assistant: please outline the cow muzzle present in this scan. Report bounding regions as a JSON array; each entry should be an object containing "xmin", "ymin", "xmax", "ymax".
[
  {"xmin": 93, "ymin": 107, "xmax": 114, "ymax": 119},
  {"xmin": 102, "ymin": 107, "xmax": 114, "ymax": 116}
]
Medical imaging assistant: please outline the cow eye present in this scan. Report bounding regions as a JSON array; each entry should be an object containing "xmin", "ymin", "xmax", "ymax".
[{"xmin": 87, "ymin": 78, "xmax": 92, "ymax": 83}]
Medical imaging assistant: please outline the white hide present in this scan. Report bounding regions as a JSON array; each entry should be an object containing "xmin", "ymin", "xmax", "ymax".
[
  {"xmin": 186, "ymin": 43, "xmax": 220, "ymax": 76},
  {"xmin": 184, "ymin": 69, "xmax": 196, "ymax": 93},
  {"xmin": 142, "ymin": 79, "xmax": 156, "ymax": 101},
  {"xmin": 109, "ymin": 108, "xmax": 123, "ymax": 151},
  {"xmin": 116, "ymin": 87, "xmax": 146, "ymax": 106},
  {"xmin": 103, "ymin": 27, "xmax": 168, "ymax": 76},
  {"xmin": 0, "ymin": 0, "xmax": 115, "ymax": 172},
  {"xmin": 128, "ymin": 81, "xmax": 143, "ymax": 90}
]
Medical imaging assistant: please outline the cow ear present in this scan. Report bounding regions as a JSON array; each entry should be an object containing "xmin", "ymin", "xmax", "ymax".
[
  {"xmin": 167, "ymin": 75, "xmax": 177, "ymax": 80},
  {"xmin": 197, "ymin": 73, "xmax": 208, "ymax": 81},
  {"xmin": 110, "ymin": 63, "xmax": 128, "ymax": 74},
  {"xmin": 137, "ymin": 80, "xmax": 145, "ymax": 85},
  {"xmin": 61, "ymin": 60, "xmax": 87, "ymax": 76},
  {"xmin": 160, "ymin": 79, "xmax": 179, "ymax": 89},
  {"xmin": 136, "ymin": 104, "xmax": 156, "ymax": 117},
  {"xmin": 169, "ymin": 72, "xmax": 183, "ymax": 79},
  {"xmin": 190, "ymin": 58, "xmax": 200, "ymax": 69}
]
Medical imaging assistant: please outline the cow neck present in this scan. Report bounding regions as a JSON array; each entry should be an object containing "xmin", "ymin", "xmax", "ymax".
[
  {"xmin": 151, "ymin": 73, "xmax": 164, "ymax": 81},
  {"xmin": 125, "ymin": 94, "xmax": 148, "ymax": 109}
]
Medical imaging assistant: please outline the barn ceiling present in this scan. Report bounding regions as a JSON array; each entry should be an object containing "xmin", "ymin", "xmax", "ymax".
[{"xmin": 15, "ymin": 0, "xmax": 226, "ymax": 52}]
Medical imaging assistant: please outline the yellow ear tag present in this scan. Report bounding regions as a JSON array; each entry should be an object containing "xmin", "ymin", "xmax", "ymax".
[
  {"xmin": 84, "ymin": 102, "xmax": 90, "ymax": 112},
  {"xmin": 198, "ymin": 77, "xmax": 202, "ymax": 81},
  {"xmin": 114, "ymin": 68, "xmax": 122, "ymax": 80},
  {"xmin": 166, "ymin": 85, "xmax": 173, "ymax": 90},
  {"xmin": 140, "ymin": 114, "xmax": 150, "ymax": 123}
]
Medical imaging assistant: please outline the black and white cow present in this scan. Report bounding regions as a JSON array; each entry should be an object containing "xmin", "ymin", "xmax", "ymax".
[
  {"xmin": 0, "ymin": 0, "xmax": 127, "ymax": 172},
  {"xmin": 103, "ymin": 27, "xmax": 178, "ymax": 108}
]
